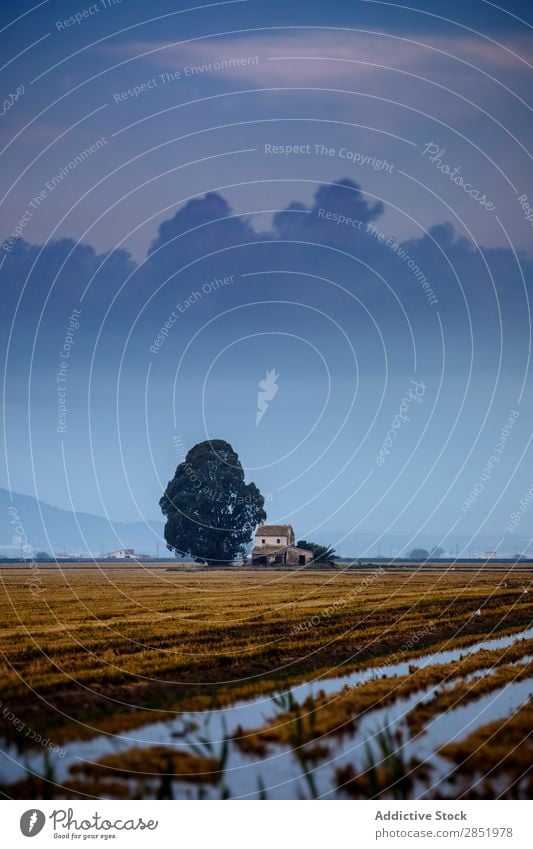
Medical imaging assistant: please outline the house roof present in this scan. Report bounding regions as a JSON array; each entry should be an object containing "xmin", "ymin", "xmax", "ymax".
[
  {"xmin": 252, "ymin": 545, "xmax": 287, "ymax": 555},
  {"xmin": 252, "ymin": 544, "xmax": 313, "ymax": 556},
  {"xmin": 255, "ymin": 524, "xmax": 293, "ymax": 537}
]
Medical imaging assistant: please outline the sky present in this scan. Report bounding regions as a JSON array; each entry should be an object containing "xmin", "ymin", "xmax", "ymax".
[{"xmin": 1, "ymin": 0, "xmax": 532, "ymax": 556}]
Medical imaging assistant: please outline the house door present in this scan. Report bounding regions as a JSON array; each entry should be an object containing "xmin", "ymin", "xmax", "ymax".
[{"xmin": 299, "ymin": 555, "xmax": 306, "ymax": 566}]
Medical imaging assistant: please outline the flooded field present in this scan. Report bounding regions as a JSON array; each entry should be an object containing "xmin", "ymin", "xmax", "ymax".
[{"xmin": 0, "ymin": 565, "xmax": 531, "ymax": 799}]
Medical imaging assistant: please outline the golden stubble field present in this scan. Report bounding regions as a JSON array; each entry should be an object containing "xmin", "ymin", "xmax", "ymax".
[{"xmin": 0, "ymin": 564, "xmax": 530, "ymax": 750}]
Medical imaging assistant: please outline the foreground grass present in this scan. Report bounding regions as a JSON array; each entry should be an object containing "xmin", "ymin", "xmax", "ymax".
[{"xmin": 0, "ymin": 565, "xmax": 530, "ymax": 746}]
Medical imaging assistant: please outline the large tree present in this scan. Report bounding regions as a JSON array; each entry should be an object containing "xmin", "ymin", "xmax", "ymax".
[
  {"xmin": 160, "ymin": 439, "xmax": 266, "ymax": 565},
  {"xmin": 408, "ymin": 548, "xmax": 430, "ymax": 561}
]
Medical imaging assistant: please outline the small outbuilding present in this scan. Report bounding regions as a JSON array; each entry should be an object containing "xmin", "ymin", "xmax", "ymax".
[{"xmin": 251, "ymin": 524, "xmax": 314, "ymax": 566}]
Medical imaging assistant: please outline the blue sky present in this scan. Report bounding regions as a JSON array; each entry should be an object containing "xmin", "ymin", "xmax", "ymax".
[{"xmin": 1, "ymin": 0, "xmax": 532, "ymax": 555}]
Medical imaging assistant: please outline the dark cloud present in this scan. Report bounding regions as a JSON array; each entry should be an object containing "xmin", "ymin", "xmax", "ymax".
[
  {"xmin": 272, "ymin": 179, "xmax": 383, "ymax": 244},
  {"xmin": 2, "ymin": 179, "xmax": 531, "ymax": 379}
]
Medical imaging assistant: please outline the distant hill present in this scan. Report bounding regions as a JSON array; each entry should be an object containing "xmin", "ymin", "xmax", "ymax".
[
  {"xmin": 0, "ymin": 487, "xmax": 165, "ymax": 557},
  {"xmin": 1, "ymin": 487, "xmax": 528, "ymax": 560}
]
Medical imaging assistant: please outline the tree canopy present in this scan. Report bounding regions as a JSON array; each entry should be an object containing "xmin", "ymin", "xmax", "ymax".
[
  {"xmin": 408, "ymin": 548, "xmax": 430, "ymax": 561},
  {"xmin": 160, "ymin": 439, "xmax": 266, "ymax": 565}
]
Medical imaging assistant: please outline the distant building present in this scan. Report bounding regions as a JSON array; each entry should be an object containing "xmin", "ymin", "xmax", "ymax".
[
  {"xmin": 104, "ymin": 548, "xmax": 135, "ymax": 560},
  {"xmin": 480, "ymin": 550, "xmax": 498, "ymax": 560},
  {"xmin": 251, "ymin": 524, "xmax": 314, "ymax": 566}
]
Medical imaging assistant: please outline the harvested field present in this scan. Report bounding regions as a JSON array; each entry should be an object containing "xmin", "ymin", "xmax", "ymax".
[{"xmin": 0, "ymin": 565, "xmax": 531, "ymax": 799}]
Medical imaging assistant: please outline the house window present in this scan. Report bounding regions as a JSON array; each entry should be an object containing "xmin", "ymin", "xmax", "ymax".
[
  {"xmin": 262, "ymin": 539, "xmax": 265, "ymax": 544},
  {"xmin": 277, "ymin": 538, "xmax": 280, "ymax": 544}
]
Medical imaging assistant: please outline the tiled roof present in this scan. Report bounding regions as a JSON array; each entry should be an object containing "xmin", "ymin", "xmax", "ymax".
[
  {"xmin": 255, "ymin": 524, "xmax": 293, "ymax": 536},
  {"xmin": 252, "ymin": 544, "xmax": 314, "ymax": 556}
]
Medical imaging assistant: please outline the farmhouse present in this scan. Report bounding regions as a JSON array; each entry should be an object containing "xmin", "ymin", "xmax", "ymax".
[
  {"xmin": 251, "ymin": 524, "xmax": 314, "ymax": 566},
  {"xmin": 104, "ymin": 548, "xmax": 134, "ymax": 559}
]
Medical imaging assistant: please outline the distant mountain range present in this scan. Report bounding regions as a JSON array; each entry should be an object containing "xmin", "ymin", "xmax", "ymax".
[
  {"xmin": 1, "ymin": 486, "xmax": 530, "ymax": 559},
  {"xmin": 0, "ymin": 487, "xmax": 165, "ymax": 557}
]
